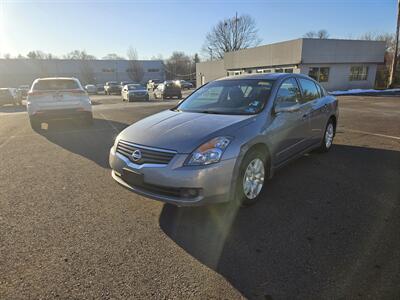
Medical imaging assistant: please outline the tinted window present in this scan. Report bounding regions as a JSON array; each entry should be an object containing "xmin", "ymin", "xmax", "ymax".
[
  {"xmin": 178, "ymin": 79, "xmax": 274, "ymax": 115},
  {"xmin": 299, "ymin": 78, "xmax": 320, "ymax": 102},
  {"xmin": 33, "ymin": 79, "xmax": 80, "ymax": 91},
  {"xmin": 275, "ymin": 78, "xmax": 301, "ymax": 108}
]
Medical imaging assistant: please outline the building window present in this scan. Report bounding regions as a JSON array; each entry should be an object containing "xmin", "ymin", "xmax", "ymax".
[
  {"xmin": 308, "ymin": 67, "xmax": 329, "ymax": 82},
  {"xmin": 349, "ymin": 66, "xmax": 369, "ymax": 81},
  {"xmin": 275, "ymin": 68, "xmax": 283, "ymax": 73},
  {"xmin": 148, "ymin": 68, "xmax": 160, "ymax": 72},
  {"xmin": 284, "ymin": 68, "xmax": 293, "ymax": 73}
]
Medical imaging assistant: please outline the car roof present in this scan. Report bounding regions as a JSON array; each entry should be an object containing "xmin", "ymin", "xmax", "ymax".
[
  {"xmin": 35, "ymin": 77, "xmax": 78, "ymax": 81},
  {"xmin": 215, "ymin": 73, "xmax": 310, "ymax": 81}
]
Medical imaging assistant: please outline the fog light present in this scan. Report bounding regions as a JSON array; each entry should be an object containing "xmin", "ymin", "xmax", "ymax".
[{"xmin": 180, "ymin": 188, "xmax": 199, "ymax": 198}]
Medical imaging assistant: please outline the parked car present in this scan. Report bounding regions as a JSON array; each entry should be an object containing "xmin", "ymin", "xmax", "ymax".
[
  {"xmin": 109, "ymin": 73, "xmax": 338, "ymax": 207},
  {"xmin": 180, "ymin": 80, "xmax": 194, "ymax": 89},
  {"xmin": 121, "ymin": 84, "xmax": 149, "ymax": 102},
  {"xmin": 104, "ymin": 81, "xmax": 120, "ymax": 95},
  {"xmin": 153, "ymin": 81, "xmax": 182, "ymax": 99},
  {"xmin": 147, "ymin": 79, "xmax": 163, "ymax": 90},
  {"xmin": 16, "ymin": 85, "xmax": 30, "ymax": 103},
  {"xmin": 85, "ymin": 84, "xmax": 97, "ymax": 94},
  {"xmin": 27, "ymin": 77, "xmax": 93, "ymax": 130},
  {"xmin": 0, "ymin": 88, "xmax": 17, "ymax": 106},
  {"xmin": 96, "ymin": 83, "xmax": 104, "ymax": 93}
]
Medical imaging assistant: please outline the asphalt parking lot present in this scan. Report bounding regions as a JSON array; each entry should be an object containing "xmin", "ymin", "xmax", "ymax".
[{"xmin": 0, "ymin": 94, "xmax": 399, "ymax": 299}]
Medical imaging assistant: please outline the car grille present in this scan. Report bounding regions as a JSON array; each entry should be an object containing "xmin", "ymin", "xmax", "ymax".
[
  {"xmin": 133, "ymin": 92, "xmax": 147, "ymax": 96},
  {"xmin": 116, "ymin": 140, "xmax": 176, "ymax": 165}
]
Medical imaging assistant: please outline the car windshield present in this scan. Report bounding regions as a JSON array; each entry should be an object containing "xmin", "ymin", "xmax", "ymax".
[
  {"xmin": 177, "ymin": 79, "xmax": 274, "ymax": 115},
  {"xmin": 128, "ymin": 84, "xmax": 144, "ymax": 90},
  {"xmin": 107, "ymin": 82, "xmax": 118, "ymax": 86},
  {"xmin": 32, "ymin": 79, "xmax": 80, "ymax": 91}
]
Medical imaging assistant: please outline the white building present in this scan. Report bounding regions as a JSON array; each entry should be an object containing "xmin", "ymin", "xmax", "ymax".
[
  {"xmin": 196, "ymin": 38, "xmax": 386, "ymax": 91},
  {"xmin": 0, "ymin": 59, "xmax": 165, "ymax": 87}
]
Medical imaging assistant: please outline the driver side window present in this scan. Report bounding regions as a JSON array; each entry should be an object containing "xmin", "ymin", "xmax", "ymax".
[{"xmin": 275, "ymin": 78, "xmax": 301, "ymax": 108}]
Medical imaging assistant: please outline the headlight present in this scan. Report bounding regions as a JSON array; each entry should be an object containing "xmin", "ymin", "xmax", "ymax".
[{"xmin": 186, "ymin": 136, "xmax": 232, "ymax": 166}]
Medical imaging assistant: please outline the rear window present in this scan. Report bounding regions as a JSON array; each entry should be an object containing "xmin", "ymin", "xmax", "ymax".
[
  {"xmin": 33, "ymin": 79, "xmax": 80, "ymax": 91},
  {"xmin": 299, "ymin": 78, "xmax": 320, "ymax": 102}
]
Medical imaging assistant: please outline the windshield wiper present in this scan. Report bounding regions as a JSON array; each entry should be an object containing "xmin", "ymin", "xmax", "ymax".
[{"xmin": 197, "ymin": 110, "xmax": 225, "ymax": 114}]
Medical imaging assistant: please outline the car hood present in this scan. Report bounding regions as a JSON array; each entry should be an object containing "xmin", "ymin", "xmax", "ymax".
[{"xmin": 118, "ymin": 110, "xmax": 255, "ymax": 153}]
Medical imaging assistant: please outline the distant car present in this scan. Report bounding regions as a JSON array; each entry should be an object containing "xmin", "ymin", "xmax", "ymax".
[
  {"xmin": 27, "ymin": 77, "xmax": 93, "ymax": 130},
  {"xmin": 85, "ymin": 84, "xmax": 98, "ymax": 94},
  {"xmin": 104, "ymin": 81, "xmax": 120, "ymax": 95},
  {"xmin": 180, "ymin": 80, "xmax": 194, "ymax": 89},
  {"xmin": 154, "ymin": 81, "xmax": 182, "ymax": 99},
  {"xmin": 16, "ymin": 85, "xmax": 30, "ymax": 103},
  {"xmin": 121, "ymin": 84, "xmax": 149, "ymax": 102},
  {"xmin": 0, "ymin": 88, "xmax": 17, "ymax": 106}
]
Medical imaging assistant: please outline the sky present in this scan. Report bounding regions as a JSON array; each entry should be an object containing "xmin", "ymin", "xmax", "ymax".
[{"xmin": 0, "ymin": 0, "xmax": 397, "ymax": 60}]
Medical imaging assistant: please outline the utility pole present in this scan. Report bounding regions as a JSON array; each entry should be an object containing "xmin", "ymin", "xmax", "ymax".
[
  {"xmin": 389, "ymin": 0, "xmax": 400, "ymax": 88},
  {"xmin": 234, "ymin": 12, "xmax": 238, "ymax": 50}
]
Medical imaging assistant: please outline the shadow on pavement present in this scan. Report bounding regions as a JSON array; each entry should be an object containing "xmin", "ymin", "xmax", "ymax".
[
  {"xmin": 159, "ymin": 145, "xmax": 400, "ymax": 299},
  {"xmin": 36, "ymin": 118, "xmax": 128, "ymax": 168}
]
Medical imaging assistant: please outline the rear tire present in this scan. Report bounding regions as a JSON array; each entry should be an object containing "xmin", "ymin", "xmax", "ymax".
[
  {"xmin": 30, "ymin": 118, "xmax": 41, "ymax": 131},
  {"xmin": 317, "ymin": 118, "xmax": 335, "ymax": 153},
  {"xmin": 236, "ymin": 150, "xmax": 267, "ymax": 206}
]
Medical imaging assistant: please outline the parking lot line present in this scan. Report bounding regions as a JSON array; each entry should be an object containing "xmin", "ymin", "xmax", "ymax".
[
  {"xmin": 346, "ymin": 128, "xmax": 400, "ymax": 141},
  {"xmin": 99, "ymin": 112, "xmax": 119, "ymax": 133}
]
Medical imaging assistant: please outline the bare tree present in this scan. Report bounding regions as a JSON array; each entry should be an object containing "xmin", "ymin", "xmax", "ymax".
[
  {"xmin": 64, "ymin": 50, "xmax": 96, "ymax": 60},
  {"xmin": 103, "ymin": 53, "xmax": 125, "ymax": 60},
  {"xmin": 304, "ymin": 29, "xmax": 330, "ymax": 39},
  {"xmin": 202, "ymin": 13, "xmax": 261, "ymax": 60},
  {"xmin": 360, "ymin": 32, "xmax": 396, "ymax": 51},
  {"xmin": 126, "ymin": 47, "xmax": 144, "ymax": 83},
  {"xmin": 27, "ymin": 50, "xmax": 50, "ymax": 59}
]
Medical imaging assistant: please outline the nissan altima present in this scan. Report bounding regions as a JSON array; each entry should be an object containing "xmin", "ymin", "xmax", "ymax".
[{"xmin": 109, "ymin": 73, "xmax": 338, "ymax": 206}]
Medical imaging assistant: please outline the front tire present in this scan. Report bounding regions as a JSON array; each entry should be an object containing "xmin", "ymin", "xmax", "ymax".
[{"xmin": 236, "ymin": 150, "xmax": 267, "ymax": 206}]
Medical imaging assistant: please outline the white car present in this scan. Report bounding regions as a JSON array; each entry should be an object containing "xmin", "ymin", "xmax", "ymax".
[
  {"xmin": 121, "ymin": 84, "xmax": 149, "ymax": 102},
  {"xmin": 27, "ymin": 77, "xmax": 93, "ymax": 130},
  {"xmin": 85, "ymin": 84, "xmax": 97, "ymax": 94}
]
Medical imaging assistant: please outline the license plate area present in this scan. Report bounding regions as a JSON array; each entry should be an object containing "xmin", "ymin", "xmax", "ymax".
[{"xmin": 122, "ymin": 168, "xmax": 144, "ymax": 186}]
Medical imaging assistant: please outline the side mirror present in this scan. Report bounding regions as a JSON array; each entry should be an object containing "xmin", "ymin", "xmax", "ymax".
[{"xmin": 274, "ymin": 103, "xmax": 300, "ymax": 114}]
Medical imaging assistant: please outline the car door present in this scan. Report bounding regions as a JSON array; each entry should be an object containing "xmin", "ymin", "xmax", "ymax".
[
  {"xmin": 269, "ymin": 77, "xmax": 311, "ymax": 165},
  {"xmin": 298, "ymin": 78, "xmax": 326, "ymax": 145}
]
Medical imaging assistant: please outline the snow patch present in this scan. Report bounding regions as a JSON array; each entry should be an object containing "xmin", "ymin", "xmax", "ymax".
[{"xmin": 330, "ymin": 88, "xmax": 400, "ymax": 95}]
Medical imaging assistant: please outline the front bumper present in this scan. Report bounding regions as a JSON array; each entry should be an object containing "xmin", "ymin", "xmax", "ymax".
[{"xmin": 109, "ymin": 146, "xmax": 237, "ymax": 206}]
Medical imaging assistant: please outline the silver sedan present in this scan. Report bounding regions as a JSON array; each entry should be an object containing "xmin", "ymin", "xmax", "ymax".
[{"xmin": 110, "ymin": 73, "xmax": 338, "ymax": 206}]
